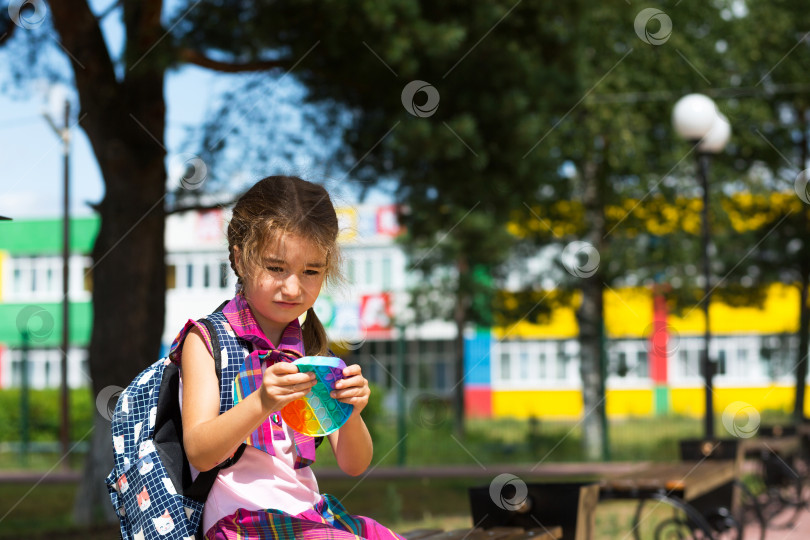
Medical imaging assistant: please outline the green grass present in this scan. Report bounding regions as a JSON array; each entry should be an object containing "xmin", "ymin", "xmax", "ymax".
[
  {"xmin": 3, "ymin": 412, "xmax": 791, "ymax": 474},
  {"xmin": 0, "ymin": 482, "xmax": 120, "ymax": 539}
]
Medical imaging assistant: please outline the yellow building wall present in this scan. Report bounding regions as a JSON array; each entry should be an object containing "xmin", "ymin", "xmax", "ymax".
[
  {"xmin": 492, "ymin": 389, "xmax": 583, "ymax": 418},
  {"xmin": 605, "ymin": 389, "xmax": 653, "ymax": 416},
  {"xmin": 670, "ymin": 386, "xmax": 805, "ymax": 416},
  {"xmin": 492, "ymin": 385, "xmax": 810, "ymax": 419},
  {"xmin": 603, "ymin": 288, "xmax": 653, "ymax": 338},
  {"xmin": 669, "ymin": 284, "xmax": 799, "ymax": 335},
  {"xmin": 494, "ymin": 284, "xmax": 800, "ymax": 339}
]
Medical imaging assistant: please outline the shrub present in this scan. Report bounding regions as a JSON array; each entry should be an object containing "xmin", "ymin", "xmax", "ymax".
[{"xmin": 0, "ymin": 388, "xmax": 95, "ymax": 443}]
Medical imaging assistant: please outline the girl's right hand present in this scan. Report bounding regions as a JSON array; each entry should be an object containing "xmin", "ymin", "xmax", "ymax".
[{"xmin": 260, "ymin": 362, "xmax": 317, "ymax": 414}]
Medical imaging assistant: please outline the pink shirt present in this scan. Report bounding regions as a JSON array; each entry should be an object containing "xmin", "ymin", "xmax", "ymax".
[
  {"xmin": 174, "ymin": 304, "xmax": 323, "ymax": 532},
  {"xmin": 179, "ymin": 377, "xmax": 323, "ymax": 533}
]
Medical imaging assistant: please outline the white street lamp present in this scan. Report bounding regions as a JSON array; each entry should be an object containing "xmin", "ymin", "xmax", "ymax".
[{"xmin": 672, "ymin": 93, "xmax": 730, "ymax": 440}]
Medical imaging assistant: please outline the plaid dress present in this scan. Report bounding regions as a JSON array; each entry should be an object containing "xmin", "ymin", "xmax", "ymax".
[{"xmin": 205, "ymin": 494, "xmax": 404, "ymax": 540}]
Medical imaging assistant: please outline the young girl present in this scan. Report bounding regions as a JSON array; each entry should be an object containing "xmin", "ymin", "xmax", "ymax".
[{"xmin": 171, "ymin": 176, "xmax": 404, "ymax": 539}]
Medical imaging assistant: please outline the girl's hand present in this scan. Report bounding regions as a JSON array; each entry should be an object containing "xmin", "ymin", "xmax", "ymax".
[
  {"xmin": 331, "ymin": 364, "xmax": 370, "ymax": 417},
  {"xmin": 260, "ymin": 362, "xmax": 316, "ymax": 414}
]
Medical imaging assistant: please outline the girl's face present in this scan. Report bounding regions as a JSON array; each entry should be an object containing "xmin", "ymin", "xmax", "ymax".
[{"xmin": 237, "ymin": 233, "xmax": 327, "ymax": 344}]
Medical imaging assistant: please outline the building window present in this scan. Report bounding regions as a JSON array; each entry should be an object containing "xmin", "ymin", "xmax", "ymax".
[
  {"xmin": 716, "ymin": 349, "xmax": 727, "ymax": 376},
  {"xmin": 220, "ymin": 262, "xmax": 229, "ymax": 289},
  {"xmin": 203, "ymin": 264, "xmax": 211, "ymax": 288},
  {"xmin": 538, "ymin": 352, "xmax": 547, "ymax": 379},
  {"xmin": 519, "ymin": 350, "xmax": 530, "ymax": 380},
  {"xmin": 346, "ymin": 258, "xmax": 355, "ymax": 284},
  {"xmin": 636, "ymin": 350, "xmax": 648, "ymax": 378},
  {"xmin": 500, "ymin": 352, "xmax": 511, "ymax": 381},
  {"xmin": 736, "ymin": 348, "xmax": 749, "ymax": 377},
  {"xmin": 435, "ymin": 361, "xmax": 447, "ymax": 389},
  {"xmin": 13, "ymin": 268, "xmax": 22, "ymax": 292},
  {"xmin": 556, "ymin": 347, "xmax": 567, "ymax": 380},
  {"xmin": 44, "ymin": 360, "xmax": 52, "ymax": 387},
  {"xmin": 186, "ymin": 263, "xmax": 194, "ymax": 288},
  {"xmin": 365, "ymin": 258, "xmax": 374, "ymax": 285},
  {"xmin": 11, "ymin": 358, "xmax": 22, "ymax": 387},
  {"xmin": 382, "ymin": 256, "xmax": 392, "ymax": 290}
]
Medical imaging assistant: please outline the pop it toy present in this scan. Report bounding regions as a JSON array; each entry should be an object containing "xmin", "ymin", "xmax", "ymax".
[{"xmin": 280, "ymin": 356, "xmax": 353, "ymax": 436}]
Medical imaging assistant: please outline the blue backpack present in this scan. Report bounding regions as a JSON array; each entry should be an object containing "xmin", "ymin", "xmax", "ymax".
[{"xmin": 105, "ymin": 310, "xmax": 247, "ymax": 539}]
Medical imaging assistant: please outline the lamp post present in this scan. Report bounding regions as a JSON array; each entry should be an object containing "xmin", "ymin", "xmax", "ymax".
[
  {"xmin": 672, "ymin": 93, "xmax": 731, "ymax": 440},
  {"xmin": 43, "ymin": 87, "xmax": 72, "ymax": 462}
]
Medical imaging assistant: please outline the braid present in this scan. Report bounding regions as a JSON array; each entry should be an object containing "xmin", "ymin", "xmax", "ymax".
[{"xmin": 302, "ymin": 307, "xmax": 330, "ymax": 356}]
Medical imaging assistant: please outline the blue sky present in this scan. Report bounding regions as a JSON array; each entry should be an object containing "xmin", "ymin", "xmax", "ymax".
[
  {"xmin": 0, "ymin": 1, "xmax": 384, "ymax": 220},
  {"xmin": 1, "ymin": 65, "xmax": 221, "ymax": 218}
]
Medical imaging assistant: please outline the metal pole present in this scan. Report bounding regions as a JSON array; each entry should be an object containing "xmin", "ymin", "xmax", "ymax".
[
  {"xmin": 698, "ymin": 151, "xmax": 714, "ymax": 439},
  {"xmin": 60, "ymin": 99, "xmax": 71, "ymax": 462},
  {"xmin": 396, "ymin": 324, "xmax": 407, "ymax": 466},
  {"xmin": 20, "ymin": 330, "xmax": 30, "ymax": 467}
]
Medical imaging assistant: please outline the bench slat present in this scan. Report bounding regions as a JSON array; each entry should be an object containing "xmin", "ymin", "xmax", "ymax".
[
  {"xmin": 401, "ymin": 526, "xmax": 562, "ymax": 540},
  {"xmin": 399, "ymin": 529, "xmax": 445, "ymax": 540}
]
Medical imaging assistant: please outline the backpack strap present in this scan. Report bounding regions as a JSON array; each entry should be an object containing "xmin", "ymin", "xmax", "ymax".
[{"xmin": 184, "ymin": 303, "xmax": 247, "ymax": 502}]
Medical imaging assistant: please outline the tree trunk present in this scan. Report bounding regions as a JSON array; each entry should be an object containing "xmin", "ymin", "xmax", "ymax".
[
  {"xmin": 453, "ymin": 256, "xmax": 469, "ymax": 439},
  {"xmin": 577, "ymin": 160, "xmax": 606, "ymax": 461},
  {"xmin": 577, "ymin": 278, "xmax": 606, "ymax": 460},
  {"xmin": 48, "ymin": 0, "xmax": 169, "ymax": 525},
  {"xmin": 73, "ymin": 123, "xmax": 168, "ymax": 524}
]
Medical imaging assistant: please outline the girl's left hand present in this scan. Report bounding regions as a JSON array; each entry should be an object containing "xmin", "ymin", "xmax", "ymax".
[{"xmin": 331, "ymin": 364, "xmax": 370, "ymax": 417}]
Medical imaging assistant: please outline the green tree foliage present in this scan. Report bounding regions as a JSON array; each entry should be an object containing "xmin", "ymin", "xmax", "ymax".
[{"xmin": 717, "ymin": 0, "xmax": 810, "ymax": 420}]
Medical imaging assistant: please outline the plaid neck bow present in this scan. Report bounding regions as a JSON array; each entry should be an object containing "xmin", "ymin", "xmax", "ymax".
[{"xmin": 224, "ymin": 295, "xmax": 317, "ymax": 468}]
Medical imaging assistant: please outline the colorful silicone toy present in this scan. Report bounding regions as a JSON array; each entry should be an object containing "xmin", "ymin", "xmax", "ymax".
[{"xmin": 280, "ymin": 356, "xmax": 353, "ymax": 436}]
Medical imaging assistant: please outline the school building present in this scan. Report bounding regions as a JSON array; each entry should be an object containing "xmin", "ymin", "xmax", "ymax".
[{"xmin": 1, "ymin": 208, "xmax": 808, "ymax": 419}]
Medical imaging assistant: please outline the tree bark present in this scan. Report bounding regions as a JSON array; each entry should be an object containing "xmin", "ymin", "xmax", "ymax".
[
  {"xmin": 577, "ymin": 160, "xmax": 606, "ymax": 461},
  {"xmin": 794, "ymin": 274, "xmax": 809, "ymax": 424},
  {"xmin": 48, "ymin": 0, "xmax": 168, "ymax": 524}
]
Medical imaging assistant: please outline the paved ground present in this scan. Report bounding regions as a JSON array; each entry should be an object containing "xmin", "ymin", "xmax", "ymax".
[{"xmin": 744, "ymin": 504, "xmax": 810, "ymax": 540}]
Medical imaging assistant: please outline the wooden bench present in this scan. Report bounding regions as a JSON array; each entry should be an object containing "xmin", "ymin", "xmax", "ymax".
[
  {"xmin": 467, "ymin": 481, "xmax": 598, "ymax": 540},
  {"xmin": 400, "ymin": 526, "xmax": 562, "ymax": 539},
  {"xmin": 600, "ymin": 459, "xmax": 739, "ymax": 540},
  {"xmin": 741, "ymin": 429, "xmax": 805, "ymax": 528}
]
